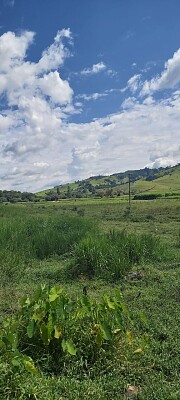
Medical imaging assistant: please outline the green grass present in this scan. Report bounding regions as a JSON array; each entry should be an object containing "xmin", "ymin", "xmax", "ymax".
[{"xmin": 0, "ymin": 198, "xmax": 180, "ymax": 399}]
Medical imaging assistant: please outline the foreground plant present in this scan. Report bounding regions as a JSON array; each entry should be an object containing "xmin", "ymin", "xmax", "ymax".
[{"xmin": 0, "ymin": 284, "xmax": 142, "ymax": 378}]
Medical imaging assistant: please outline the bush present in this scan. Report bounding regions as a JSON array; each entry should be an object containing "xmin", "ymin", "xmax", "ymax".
[{"xmin": 0, "ymin": 285, "xmax": 132, "ymax": 378}]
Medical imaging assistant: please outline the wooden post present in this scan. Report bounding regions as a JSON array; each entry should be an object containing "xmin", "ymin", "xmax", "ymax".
[{"xmin": 128, "ymin": 174, "xmax": 131, "ymax": 207}]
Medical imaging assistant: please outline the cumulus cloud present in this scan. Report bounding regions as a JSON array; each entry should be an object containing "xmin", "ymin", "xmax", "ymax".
[
  {"xmin": 64, "ymin": 92, "xmax": 180, "ymax": 183},
  {"xmin": 38, "ymin": 71, "xmax": 73, "ymax": 104},
  {"xmin": 0, "ymin": 29, "xmax": 73, "ymax": 107},
  {"xmin": 81, "ymin": 62, "xmax": 106, "ymax": 75},
  {"xmin": 1, "ymin": 88, "xmax": 180, "ymax": 191},
  {"xmin": 0, "ymin": 30, "xmax": 180, "ymax": 191},
  {"xmin": 0, "ymin": 28, "xmax": 77, "ymax": 190},
  {"xmin": 0, "ymin": 31, "xmax": 35, "ymax": 73},
  {"xmin": 141, "ymin": 48, "xmax": 180, "ymax": 95}
]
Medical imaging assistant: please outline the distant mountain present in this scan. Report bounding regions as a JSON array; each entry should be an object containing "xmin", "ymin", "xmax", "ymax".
[{"xmin": 37, "ymin": 164, "xmax": 180, "ymax": 200}]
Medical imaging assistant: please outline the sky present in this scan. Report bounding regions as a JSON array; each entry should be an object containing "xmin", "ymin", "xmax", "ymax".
[{"xmin": 0, "ymin": 0, "xmax": 180, "ymax": 192}]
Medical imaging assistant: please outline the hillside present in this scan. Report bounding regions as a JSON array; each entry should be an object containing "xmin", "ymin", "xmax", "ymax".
[{"xmin": 37, "ymin": 164, "xmax": 180, "ymax": 200}]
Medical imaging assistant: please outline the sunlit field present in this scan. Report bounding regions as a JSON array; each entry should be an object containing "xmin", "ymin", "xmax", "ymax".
[{"xmin": 0, "ymin": 198, "xmax": 180, "ymax": 399}]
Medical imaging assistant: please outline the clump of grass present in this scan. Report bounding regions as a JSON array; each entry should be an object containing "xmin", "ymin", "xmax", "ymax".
[
  {"xmin": 0, "ymin": 214, "xmax": 96, "ymax": 284},
  {"xmin": 70, "ymin": 230, "xmax": 164, "ymax": 281}
]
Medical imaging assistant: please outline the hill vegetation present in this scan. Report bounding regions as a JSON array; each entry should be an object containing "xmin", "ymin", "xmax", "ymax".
[
  {"xmin": 37, "ymin": 163, "xmax": 180, "ymax": 201},
  {"xmin": 0, "ymin": 164, "xmax": 179, "ymax": 203},
  {"xmin": 0, "ymin": 190, "xmax": 38, "ymax": 203}
]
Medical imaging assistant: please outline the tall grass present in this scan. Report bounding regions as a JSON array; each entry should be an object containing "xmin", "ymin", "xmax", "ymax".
[
  {"xmin": 0, "ymin": 204, "xmax": 165, "ymax": 285},
  {"xmin": 71, "ymin": 230, "xmax": 164, "ymax": 281},
  {"xmin": 0, "ymin": 213, "xmax": 95, "ymax": 283}
]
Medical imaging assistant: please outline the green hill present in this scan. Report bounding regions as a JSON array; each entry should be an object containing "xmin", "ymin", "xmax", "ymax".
[{"xmin": 37, "ymin": 164, "xmax": 180, "ymax": 200}]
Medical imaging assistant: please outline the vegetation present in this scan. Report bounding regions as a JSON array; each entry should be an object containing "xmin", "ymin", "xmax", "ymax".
[
  {"xmin": 0, "ymin": 285, "xmax": 136, "ymax": 380},
  {"xmin": 0, "ymin": 197, "xmax": 180, "ymax": 399},
  {"xmin": 0, "ymin": 164, "xmax": 179, "ymax": 204},
  {"xmin": 0, "ymin": 190, "xmax": 38, "ymax": 203},
  {"xmin": 37, "ymin": 163, "xmax": 180, "ymax": 200},
  {"xmin": 70, "ymin": 230, "xmax": 164, "ymax": 281}
]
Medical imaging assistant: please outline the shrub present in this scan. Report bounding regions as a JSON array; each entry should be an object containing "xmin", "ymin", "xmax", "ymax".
[{"xmin": 0, "ymin": 285, "xmax": 133, "ymax": 378}]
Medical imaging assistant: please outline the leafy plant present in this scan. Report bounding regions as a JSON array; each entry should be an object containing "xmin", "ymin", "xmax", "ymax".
[{"xmin": 0, "ymin": 285, "xmax": 134, "ymax": 377}]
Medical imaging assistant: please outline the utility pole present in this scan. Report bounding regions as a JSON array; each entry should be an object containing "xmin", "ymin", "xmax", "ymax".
[{"xmin": 128, "ymin": 174, "xmax": 131, "ymax": 207}]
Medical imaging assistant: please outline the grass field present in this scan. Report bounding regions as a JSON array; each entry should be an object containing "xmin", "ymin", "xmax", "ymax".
[{"xmin": 0, "ymin": 198, "xmax": 180, "ymax": 399}]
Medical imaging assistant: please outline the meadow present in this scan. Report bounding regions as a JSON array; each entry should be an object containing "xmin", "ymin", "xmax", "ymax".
[{"xmin": 0, "ymin": 197, "xmax": 180, "ymax": 399}]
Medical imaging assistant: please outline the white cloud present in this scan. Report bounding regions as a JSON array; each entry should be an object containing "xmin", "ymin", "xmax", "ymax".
[
  {"xmin": 81, "ymin": 62, "xmax": 106, "ymax": 75},
  {"xmin": 141, "ymin": 48, "xmax": 180, "ymax": 95},
  {"xmin": 38, "ymin": 71, "xmax": 73, "ymax": 104},
  {"xmin": 0, "ymin": 31, "xmax": 35, "ymax": 73},
  {"xmin": 1, "ymin": 88, "xmax": 180, "ymax": 191},
  {"xmin": 37, "ymin": 29, "xmax": 72, "ymax": 73},
  {"xmin": 147, "ymin": 157, "xmax": 175, "ymax": 169},
  {"xmin": 0, "ymin": 114, "xmax": 14, "ymax": 130},
  {"xmin": 131, "ymin": 62, "xmax": 137, "ymax": 69},
  {"xmin": 0, "ymin": 29, "xmax": 73, "ymax": 107},
  {"xmin": 0, "ymin": 28, "xmax": 75, "ymax": 191},
  {"xmin": 77, "ymin": 87, "xmax": 126, "ymax": 102},
  {"xmin": 0, "ymin": 30, "xmax": 180, "ymax": 192},
  {"xmin": 77, "ymin": 92, "xmax": 108, "ymax": 101},
  {"xmin": 127, "ymin": 74, "xmax": 142, "ymax": 93}
]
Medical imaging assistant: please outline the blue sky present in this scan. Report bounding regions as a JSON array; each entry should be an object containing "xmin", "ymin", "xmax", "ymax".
[{"xmin": 0, "ymin": 0, "xmax": 180, "ymax": 191}]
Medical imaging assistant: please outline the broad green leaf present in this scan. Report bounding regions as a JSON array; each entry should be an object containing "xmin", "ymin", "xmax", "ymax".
[
  {"xmin": 32, "ymin": 311, "xmax": 44, "ymax": 322},
  {"xmin": 40, "ymin": 323, "xmax": 50, "ymax": 345},
  {"xmin": 7, "ymin": 333, "xmax": 18, "ymax": 351},
  {"xmin": 49, "ymin": 287, "xmax": 63, "ymax": 302},
  {"xmin": 23, "ymin": 359, "xmax": 38, "ymax": 374},
  {"xmin": 115, "ymin": 310, "xmax": 123, "ymax": 326},
  {"xmin": 100, "ymin": 321, "xmax": 112, "ymax": 340},
  {"xmin": 27, "ymin": 319, "xmax": 35, "ymax": 338},
  {"xmin": 66, "ymin": 340, "xmax": 77, "ymax": 356},
  {"xmin": 54, "ymin": 326, "xmax": 62, "ymax": 339},
  {"xmin": 80, "ymin": 295, "xmax": 91, "ymax": 311},
  {"xmin": 47, "ymin": 314, "xmax": 53, "ymax": 336},
  {"xmin": 104, "ymin": 295, "xmax": 116, "ymax": 309},
  {"xmin": 55, "ymin": 298, "xmax": 64, "ymax": 318}
]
